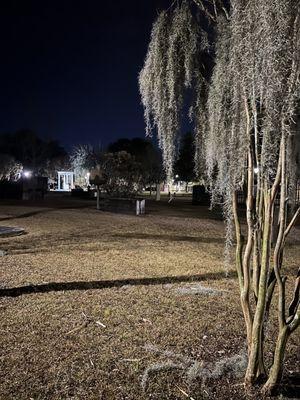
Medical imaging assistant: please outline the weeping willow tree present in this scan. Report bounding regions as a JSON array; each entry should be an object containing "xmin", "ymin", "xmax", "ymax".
[{"xmin": 139, "ymin": 0, "xmax": 300, "ymax": 394}]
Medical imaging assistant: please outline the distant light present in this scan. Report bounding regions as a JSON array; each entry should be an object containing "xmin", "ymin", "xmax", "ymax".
[
  {"xmin": 254, "ymin": 167, "xmax": 259, "ymax": 174},
  {"xmin": 23, "ymin": 171, "xmax": 32, "ymax": 178},
  {"xmin": 175, "ymin": 174, "xmax": 179, "ymax": 178}
]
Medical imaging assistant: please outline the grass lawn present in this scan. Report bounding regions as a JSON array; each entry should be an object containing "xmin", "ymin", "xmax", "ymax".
[{"xmin": 0, "ymin": 194, "xmax": 299, "ymax": 399}]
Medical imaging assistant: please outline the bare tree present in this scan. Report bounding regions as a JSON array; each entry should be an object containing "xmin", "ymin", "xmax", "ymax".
[
  {"xmin": 0, "ymin": 154, "xmax": 22, "ymax": 181},
  {"xmin": 70, "ymin": 144, "xmax": 96, "ymax": 187},
  {"xmin": 139, "ymin": 0, "xmax": 300, "ymax": 394}
]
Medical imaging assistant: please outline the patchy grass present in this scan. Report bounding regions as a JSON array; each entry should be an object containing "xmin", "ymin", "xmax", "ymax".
[{"xmin": 0, "ymin": 196, "xmax": 299, "ymax": 400}]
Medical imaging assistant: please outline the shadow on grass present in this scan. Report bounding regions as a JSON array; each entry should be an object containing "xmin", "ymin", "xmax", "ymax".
[
  {"xmin": 113, "ymin": 233, "xmax": 224, "ymax": 244},
  {"xmin": 0, "ymin": 209, "xmax": 54, "ymax": 221},
  {"xmin": 0, "ymin": 270, "xmax": 236, "ymax": 298},
  {"xmin": 0, "ymin": 204, "xmax": 90, "ymax": 222},
  {"xmin": 274, "ymin": 374, "xmax": 300, "ymax": 398}
]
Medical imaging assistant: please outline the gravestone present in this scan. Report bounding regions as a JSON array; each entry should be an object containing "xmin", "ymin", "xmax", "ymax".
[{"xmin": 136, "ymin": 199, "xmax": 146, "ymax": 215}]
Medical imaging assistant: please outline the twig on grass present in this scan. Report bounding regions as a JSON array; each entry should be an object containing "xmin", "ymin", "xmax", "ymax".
[
  {"xmin": 66, "ymin": 312, "xmax": 106, "ymax": 335},
  {"xmin": 89, "ymin": 356, "xmax": 95, "ymax": 367},
  {"xmin": 66, "ymin": 322, "xmax": 89, "ymax": 335},
  {"xmin": 175, "ymin": 385, "xmax": 196, "ymax": 400},
  {"xmin": 142, "ymin": 318, "xmax": 152, "ymax": 324},
  {"xmin": 95, "ymin": 320, "xmax": 106, "ymax": 328}
]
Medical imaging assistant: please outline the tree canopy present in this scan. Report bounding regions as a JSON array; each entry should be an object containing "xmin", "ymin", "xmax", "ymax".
[{"xmin": 108, "ymin": 138, "xmax": 164, "ymax": 187}]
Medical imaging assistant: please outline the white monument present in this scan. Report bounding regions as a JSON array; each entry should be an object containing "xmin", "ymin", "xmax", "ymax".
[{"xmin": 57, "ymin": 171, "xmax": 75, "ymax": 191}]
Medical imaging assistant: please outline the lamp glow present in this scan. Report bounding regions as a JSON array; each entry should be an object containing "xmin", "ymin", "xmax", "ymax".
[{"xmin": 23, "ymin": 171, "xmax": 32, "ymax": 178}]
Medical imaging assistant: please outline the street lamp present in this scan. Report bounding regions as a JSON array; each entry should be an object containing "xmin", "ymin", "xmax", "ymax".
[{"xmin": 23, "ymin": 170, "xmax": 32, "ymax": 178}]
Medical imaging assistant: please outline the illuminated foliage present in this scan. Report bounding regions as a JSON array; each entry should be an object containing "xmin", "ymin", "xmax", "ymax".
[
  {"xmin": 0, "ymin": 154, "xmax": 22, "ymax": 181},
  {"xmin": 140, "ymin": 0, "xmax": 300, "ymax": 394},
  {"xmin": 139, "ymin": 1, "xmax": 207, "ymax": 179}
]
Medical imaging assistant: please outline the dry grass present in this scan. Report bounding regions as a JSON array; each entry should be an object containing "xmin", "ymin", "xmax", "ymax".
[{"xmin": 0, "ymin": 196, "xmax": 299, "ymax": 400}]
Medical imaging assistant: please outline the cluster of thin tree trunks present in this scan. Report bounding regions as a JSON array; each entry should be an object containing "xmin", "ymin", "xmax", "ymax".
[{"xmin": 232, "ymin": 134, "xmax": 300, "ymax": 394}]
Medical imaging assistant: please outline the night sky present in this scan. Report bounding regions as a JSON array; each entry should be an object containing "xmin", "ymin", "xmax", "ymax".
[{"xmin": 0, "ymin": 0, "xmax": 171, "ymax": 149}]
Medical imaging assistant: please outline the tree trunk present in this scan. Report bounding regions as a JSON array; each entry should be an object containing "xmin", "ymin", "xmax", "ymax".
[
  {"xmin": 263, "ymin": 326, "xmax": 290, "ymax": 395},
  {"xmin": 232, "ymin": 191, "xmax": 244, "ymax": 290},
  {"xmin": 155, "ymin": 183, "xmax": 161, "ymax": 201},
  {"xmin": 245, "ymin": 190, "xmax": 273, "ymax": 386},
  {"xmin": 96, "ymin": 185, "xmax": 100, "ymax": 210},
  {"xmin": 242, "ymin": 147, "xmax": 255, "ymax": 356}
]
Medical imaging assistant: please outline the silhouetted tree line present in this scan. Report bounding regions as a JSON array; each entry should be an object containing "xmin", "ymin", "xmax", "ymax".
[
  {"xmin": 0, "ymin": 129, "xmax": 69, "ymax": 180},
  {"xmin": 0, "ymin": 129, "xmax": 195, "ymax": 195},
  {"xmin": 174, "ymin": 132, "xmax": 196, "ymax": 186}
]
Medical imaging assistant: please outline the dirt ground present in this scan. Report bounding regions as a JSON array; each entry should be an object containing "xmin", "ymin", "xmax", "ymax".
[{"xmin": 0, "ymin": 194, "xmax": 299, "ymax": 400}]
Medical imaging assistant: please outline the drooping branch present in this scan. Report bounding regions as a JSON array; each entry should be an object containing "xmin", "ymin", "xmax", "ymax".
[{"xmin": 139, "ymin": 1, "xmax": 208, "ymax": 179}]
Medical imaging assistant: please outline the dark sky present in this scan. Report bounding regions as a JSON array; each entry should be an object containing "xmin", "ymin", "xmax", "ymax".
[{"xmin": 0, "ymin": 0, "xmax": 171, "ymax": 149}]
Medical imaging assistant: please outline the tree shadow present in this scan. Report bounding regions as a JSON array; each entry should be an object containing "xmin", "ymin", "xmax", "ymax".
[
  {"xmin": 0, "ymin": 209, "xmax": 54, "ymax": 221},
  {"xmin": 274, "ymin": 373, "xmax": 300, "ymax": 398},
  {"xmin": 0, "ymin": 270, "xmax": 237, "ymax": 298},
  {"xmin": 113, "ymin": 233, "xmax": 224, "ymax": 244},
  {"xmin": 0, "ymin": 204, "xmax": 89, "ymax": 221}
]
